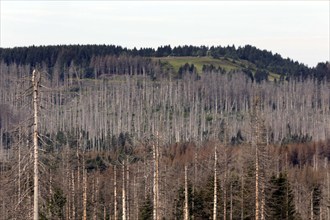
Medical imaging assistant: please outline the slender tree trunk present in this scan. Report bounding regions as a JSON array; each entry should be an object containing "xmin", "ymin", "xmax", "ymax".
[
  {"xmin": 114, "ymin": 165, "xmax": 118, "ymax": 220},
  {"xmin": 223, "ymin": 152, "xmax": 227, "ymax": 220},
  {"xmin": 32, "ymin": 69, "xmax": 39, "ymax": 220},
  {"xmin": 49, "ymin": 174, "xmax": 52, "ymax": 219},
  {"xmin": 122, "ymin": 161, "xmax": 126, "ymax": 220},
  {"xmin": 153, "ymin": 143, "xmax": 156, "ymax": 220},
  {"xmin": 104, "ymin": 205, "xmax": 106, "ymax": 220},
  {"xmin": 327, "ymin": 168, "xmax": 330, "ymax": 220},
  {"xmin": 76, "ymin": 142, "xmax": 81, "ymax": 219},
  {"xmin": 213, "ymin": 145, "xmax": 217, "ymax": 220},
  {"xmin": 126, "ymin": 159, "xmax": 130, "ymax": 220},
  {"xmin": 83, "ymin": 154, "xmax": 87, "ymax": 220},
  {"xmin": 18, "ymin": 138, "xmax": 21, "ymax": 205},
  {"xmin": 255, "ymin": 142, "xmax": 259, "ymax": 220},
  {"xmin": 133, "ymin": 174, "xmax": 138, "ymax": 220},
  {"xmin": 241, "ymin": 172, "xmax": 244, "ymax": 220},
  {"xmin": 253, "ymin": 96, "xmax": 262, "ymax": 220},
  {"xmin": 311, "ymin": 190, "xmax": 314, "ymax": 220},
  {"xmin": 156, "ymin": 141, "xmax": 159, "ymax": 220},
  {"xmin": 93, "ymin": 176, "xmax": 99, "ymax": 220},
  {"xmin": 153, "ymin": 141, "xmax": 159, "ymax": 220},
  {"xmin": 230, "ymin": 182, "xmax": 233, "ymax": 220},
  {"xmin": 192, "ymin": 149, "xmax": 197, "ymax": 220},
  {"xmin": 72, "ymin": 170, "xmax": 76, "ymax": 220},
  {"xmin": 261, "ymin": 182, "xmax": 265, "ymax": 220},
  {"xmin": 184, "ymin": 165, "xmax": 189, "ymax": 220}
]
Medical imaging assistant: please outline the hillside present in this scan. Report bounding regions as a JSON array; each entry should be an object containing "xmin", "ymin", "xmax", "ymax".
[
  {"xmin": 0, "ymin": 44, "xmax": 329, "ymax": 81},
  {"xmin": 0, "ymin": 44, "xmax": 330, "ymax": 219}
]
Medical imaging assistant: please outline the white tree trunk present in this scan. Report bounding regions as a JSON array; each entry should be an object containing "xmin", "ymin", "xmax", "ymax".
[
  {"xmin": 153, "ymin": 141, "xmax": 159, "ymax": 220},
  {"xmin": 32, "ymin": 69, "xmax": 39, "ymax": 220}
]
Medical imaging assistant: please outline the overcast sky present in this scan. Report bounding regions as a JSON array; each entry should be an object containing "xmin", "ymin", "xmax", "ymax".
[{"xmin": 0, "ymin": 1, "xmax": 329, "ymax": 67}]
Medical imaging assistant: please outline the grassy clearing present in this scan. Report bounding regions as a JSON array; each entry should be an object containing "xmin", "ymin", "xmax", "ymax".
[
  {"xmin": 152, "ymin": 56, "xmax": 281, "ymax": 80},
  {"xmin": 152, "ymin": 56, "xmax": 245, "ymax": 73}
]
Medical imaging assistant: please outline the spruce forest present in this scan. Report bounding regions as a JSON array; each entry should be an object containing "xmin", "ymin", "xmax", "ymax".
[{"xmin": 0, "ymin": 44, "xmax": 330, "ymax": 220}]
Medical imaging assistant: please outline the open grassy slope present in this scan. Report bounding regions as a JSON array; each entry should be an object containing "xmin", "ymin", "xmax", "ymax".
[{"xmin": 153, "ymin": 56, "xmax": 280, "ymax": 80}]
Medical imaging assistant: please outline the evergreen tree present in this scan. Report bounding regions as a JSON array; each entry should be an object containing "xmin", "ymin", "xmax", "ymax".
[
  {"xmin": 268, "ymin": 173, "xmax": 296, "ymax": 220},
  {"xmin": 140, "ymin": 196, "xmax": 153, "ymax": 220}
]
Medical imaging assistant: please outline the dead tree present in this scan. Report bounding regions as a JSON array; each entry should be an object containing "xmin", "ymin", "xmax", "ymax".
[{"xmin": 32, "ymin": 69, "xmax": 40, "ymax": 220}]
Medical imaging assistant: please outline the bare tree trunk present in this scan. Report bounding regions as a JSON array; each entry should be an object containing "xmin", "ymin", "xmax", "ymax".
[
  {"xmin": 327, "ymin": 167, "xmax": 330, "ymax": 220},
  {"xmin": 122, "ymin": 161, "xmax": 126, "ymax": 220},
  {"xmin": 76, "ymin": 142, "xmax": 81, "ymax": 219},
  {"xmin": 114, "ymin": 165, "xmax": 118, "ymax": 220},
  {"xmin": 252, "ymin": 96, "xmax": 262, "ymax": 220},
  {"xmin": 184, "ymin": 165, "xmax": 189, "ymax": 220},
  {"xmin": 156, "ymin": 141, "xmax": 159, "ymax": 220},
  {"xmin": 83, "ymin": 154, "xmax": 87, "ymax": 220},
  {"xmin": 93, "ymin": 176, "xmax": 99, "ymax": 220},
  {"xmin": 28, "ymin": 171, "xmax": 32, "ymax": 219},
  {"xmin": 223, "ymin": 151, "xmax": 227, "ymax": 220},
  {"xmin": 192, "ymin": 148, "xmax": 198, "ymax": 220},
  {"xmin": 153, "ymin": 141, "xmax": 159, "ymax": 220},
  {"xmin": 92, "ymin": 178, "xmax": 95, "ymax": 220},
  {"xmin": 261, "ymin": 182, "xmax": 265, "ymax": 220},
  {"xmin": 72, "ymin": 170, "xmax": 76, "ymax": 220},
  {"xmin": 133, "ymin": 174, "xmax": 138, "ymax": 220},
  {"xmin": 230, "ymin": 182, "xmax": 233, "ymax": 220},
  {"xmin": 104, "ymin": 205, "xmax": 106, "ymax": 220},
  {"xmin": 255, "ymin": 133, "xmax": 259, "ymax": 220},
  {"xmin": 241, "ymin": 170, "xmax": 244, "ymax": 220},
  {"xmin": 213, "ymin": 145, "xmax": 217, "ymax": 220},
  {"xmin": 126, "ymin": 159, "xmax": 130, "ymax": 220},
  {"xmin": 153, "ymin": 143, "xmax": 157, "ymax": 220},
  {"xmin": 18, "ymin": 137, "xmax": 21, "ymax": 205},
  {"xmin": 32, "ymin": 69, "xmax": 40, "ymax": 220},
  {"xmin": 311, "ymin": 189, "xmax": 314, "ymax": 220}
]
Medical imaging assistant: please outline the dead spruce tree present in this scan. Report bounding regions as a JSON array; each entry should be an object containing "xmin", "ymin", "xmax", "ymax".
[
  {"xmin": 32, "ymin": 69, "xmax": 40, "ymax": 220},
  {"xmin": 250, "ymin": 95, "xmax": 269, "ymax": 220}
]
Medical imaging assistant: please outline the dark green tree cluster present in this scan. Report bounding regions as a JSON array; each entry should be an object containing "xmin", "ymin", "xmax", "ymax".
[
  {"xmin": 177, "ymin": 63, "xmax": 199, "ymax": 79},
  {"xmin": 268, "ymin": 173, "xmax": 296, "ymax": 220},
  {"xmin": 202, "ymin": 64, "xmax": 226, "ymax": 74}
]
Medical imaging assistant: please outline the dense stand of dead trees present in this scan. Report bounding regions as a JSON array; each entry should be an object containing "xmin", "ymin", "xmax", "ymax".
[
  {"xmin": 1, "ymin": 62, "xmax": 329, "ymax": 148},
  {"xmin": 0, "ymin": 64, "xmax": 329, "ymax": 219}
]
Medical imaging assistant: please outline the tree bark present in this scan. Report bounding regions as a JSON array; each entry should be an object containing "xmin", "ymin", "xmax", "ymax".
[{"xmin": 32, "ymin": 69, "xmax": 40, "ymax": 220}]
